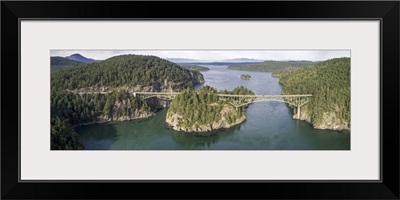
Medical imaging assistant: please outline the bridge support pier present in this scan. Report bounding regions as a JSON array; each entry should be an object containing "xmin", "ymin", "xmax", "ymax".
[{"xmin": 297, "ymin": 106, "xmax": 301, "ymax": 119}]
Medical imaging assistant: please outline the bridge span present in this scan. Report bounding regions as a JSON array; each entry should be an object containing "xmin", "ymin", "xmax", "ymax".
[{"xmin": 133, "ymin": 92, "xmax": 312, "ymax": 118}]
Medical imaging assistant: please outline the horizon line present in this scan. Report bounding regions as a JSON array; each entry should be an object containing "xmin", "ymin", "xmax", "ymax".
[{"xmin": 50, "ymin": 52, "xmax": 350, "ymax": 62}]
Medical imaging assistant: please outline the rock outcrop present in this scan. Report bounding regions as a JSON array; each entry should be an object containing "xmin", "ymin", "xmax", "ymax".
[
  {"xmin": 292, "ymin": 105, "xmax": 350, "ymax": 131},
  {"xmin": 189, "ymin": 71, "xmax": 205, "ymax": 84},
  {"xmin": 166, "ymin": 104, "xmax": 246, "ymax": 134}
]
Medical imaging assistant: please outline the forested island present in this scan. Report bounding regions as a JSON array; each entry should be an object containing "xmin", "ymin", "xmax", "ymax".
[
  {"xmin": 166, "ymin": 86, "xmax": 254, "ymax": 133},
  {"xmin": 278, "ymin": 58, "xmax": 350, "ymax": 130},
  {"xmin": 240, "ymin": 74, "xmax": 251, "ymax": 80},
  {"xmin": 180, "ymin": 64, "xmax": 210, "ymax": 72},
  {"xmin": 51, "ymin": 54, "xmax": 205, "ymax": 150},
  {"xmin": 228, "ymin": 60, "xmax": 317, "ymax": 72}
]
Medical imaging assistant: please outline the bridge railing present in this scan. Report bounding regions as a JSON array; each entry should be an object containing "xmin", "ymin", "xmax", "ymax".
[{"xmin": 132, "ymin": 92, "xmax": 312, "ymax": 107}]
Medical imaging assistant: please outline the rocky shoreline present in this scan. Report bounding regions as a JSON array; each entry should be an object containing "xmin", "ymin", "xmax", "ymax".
[
  {"xmin": 166, "ymin": 113, "xmax": 246, "ymax": 133},
  {"xmin": 73, "ymin": 110, "xmax": 155, "ymax": 128},
  {"xmin": 166, "ymin": 104, "xmax": 247, "ymax": 133},
  {"xmin": 68, "ymin": 72, "xmax": 204, "ymax": 129},
  {"xmin": 292, "ymin": 105, "xmax": 350, "ymax": 131}
]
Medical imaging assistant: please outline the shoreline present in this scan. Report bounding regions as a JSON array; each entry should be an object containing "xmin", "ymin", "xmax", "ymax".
[
  {"xmin": 72, "ymin": 112, "xmax": 156, "ymax": 128},
  {"xmin": 166, "ymin": 117, "xmax": 247, "ymax": 136}
]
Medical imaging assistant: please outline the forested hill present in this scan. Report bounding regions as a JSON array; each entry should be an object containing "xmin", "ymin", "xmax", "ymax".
[
  {"xmin": 51, "ymin": 56, "xmax": 83, "ymax": 71},
  {"xmin": 51, "ymin": 54, "xmax": 204, "ymax": 92},
  {"xmin": 278, "ymin": 57, "xmax": 350, "ymax": 130},
  {"xmin": 227, "ymin": 60, "xmax": 317, "ymax": 72},
  {"xmin": 50, "ymin": 54, "xmax": 205, "ymax": 150}
]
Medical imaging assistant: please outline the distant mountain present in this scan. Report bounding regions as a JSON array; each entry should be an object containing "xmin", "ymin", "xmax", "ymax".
[
  {"xmin": 221, "ymin": 58, "xmax": 263, "ymax": 63},
  {"xmin": 65, "ymin": 53, "xmax": 97, "ymax": 63},
  {"xmin": 51, "ymin": 56, "xmax": 83, "ymax": 71},
  {"xmin": 166, "ymin": 57, "xmax": 263, "ymax": 64}
]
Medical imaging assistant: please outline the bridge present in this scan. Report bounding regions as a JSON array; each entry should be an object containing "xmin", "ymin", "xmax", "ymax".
[{"xmin": 133, "ymin": 92, "xmax": 312, "ymax": 118}]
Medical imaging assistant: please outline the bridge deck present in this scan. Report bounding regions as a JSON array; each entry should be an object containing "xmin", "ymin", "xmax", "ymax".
[{"xmin": 133, "ymin": 92, "xmax": 312, "ymax": 97}]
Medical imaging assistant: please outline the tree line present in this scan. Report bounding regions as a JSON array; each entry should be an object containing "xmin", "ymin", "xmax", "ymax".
[{"xmin": 228, "ymin": 60, "xmax": 317, "ymax": 72}]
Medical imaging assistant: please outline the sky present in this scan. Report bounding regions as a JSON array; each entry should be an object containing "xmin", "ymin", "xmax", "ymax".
[{"xmin": 50, "ymin": 50, "xmax": 350, "ymax": 62}]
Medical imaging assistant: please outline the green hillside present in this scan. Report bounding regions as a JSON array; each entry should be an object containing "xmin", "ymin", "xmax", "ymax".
[
  {"xmin": 51, "ymin": 56, "xmax": 83, "ymax": 71},
  {"xmin": 278, "ymin": 57, "xmax": 350, "ymax": 130},
  {"xmin": 51, "ymin": 55, "xmax": 204, "ymax": 91}
]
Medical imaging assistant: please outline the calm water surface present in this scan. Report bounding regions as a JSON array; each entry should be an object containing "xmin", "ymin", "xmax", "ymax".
[{"xmin": 76, "ymin": 65, "xmax": 350, "ymax": 150}]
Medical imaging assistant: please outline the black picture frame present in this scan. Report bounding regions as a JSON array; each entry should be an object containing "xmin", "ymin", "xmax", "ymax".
[{"xmin": 2, "ymin": 1, "xmax": 399, "ymax": 199}]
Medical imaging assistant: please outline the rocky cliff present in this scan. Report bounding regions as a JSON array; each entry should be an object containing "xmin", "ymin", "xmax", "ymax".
[
  {"xmin": 69, "ymin": 72, "xmax": 204, "ymax": 126},
  {"xmin": 166, "ymin": 104, "xmax": 246, "ymax": 134},
  {"xmin": 189, "ymin": 70, "xmax": 205, "ymax": 84},
  {"xmin": 292, "ymin": 105, "xmax": 350, "ymax": 131}
]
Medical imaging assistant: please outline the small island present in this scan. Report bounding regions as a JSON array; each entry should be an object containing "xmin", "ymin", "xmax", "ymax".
[
  {"xmin": 166, "ymin": 86, "xmax": 254, "ymax": 134},
  {"xmin": 240, "ymin": 74, "xmax": 252, "ymax": 80}
]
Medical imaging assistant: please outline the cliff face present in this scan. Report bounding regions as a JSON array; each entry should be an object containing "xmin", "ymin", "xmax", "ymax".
[
  {"xmin": 292, "ymin": 105, "xmax": 350, "ymax": 131},
  {"xmin": 102, "ymin": 98, "xmax": 153, "ymax": 121},
  {"xmin": 97, "ymin": 110, "xmax": 154, "ymax": 123},
  {"xmin": 189, "ymin": 71, "xmax": 205, "ymax": 84},
  {"xmin": 166, "ymin": 104, "xmax": 246, "ymax": 134},
  {"xmin": 70, "ymin": 72, "xmax": 203, "ymax": 126}
]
